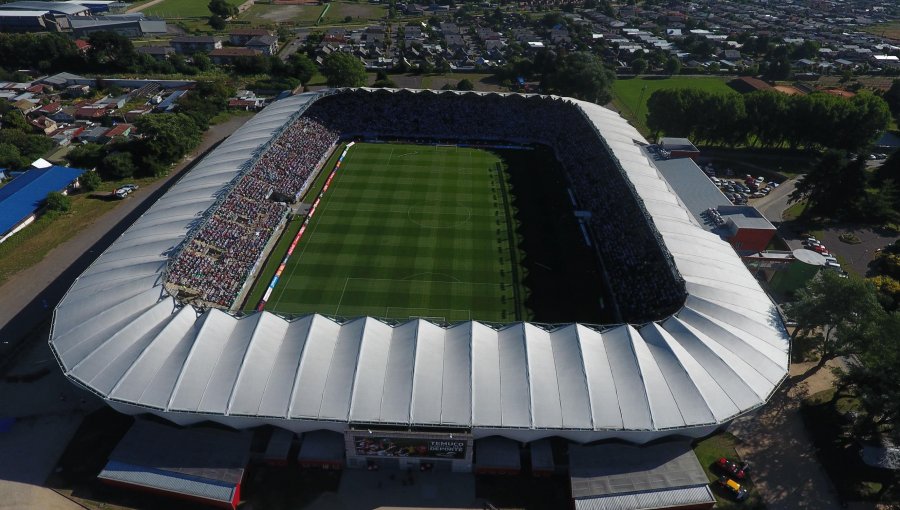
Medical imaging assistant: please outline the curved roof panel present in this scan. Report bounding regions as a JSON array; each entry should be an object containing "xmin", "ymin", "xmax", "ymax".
[{"xmin": 50, "ymin": 90, "xmax": 789, "ymax": 440}]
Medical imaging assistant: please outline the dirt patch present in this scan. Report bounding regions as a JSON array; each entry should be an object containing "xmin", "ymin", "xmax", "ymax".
[
  {"xmin": 773, "ymin": 85, "xmax": 805, "ymax": 95},
  {"xmin": 257, "ymin": 4, "xmax": 306, "ymax": 20}
]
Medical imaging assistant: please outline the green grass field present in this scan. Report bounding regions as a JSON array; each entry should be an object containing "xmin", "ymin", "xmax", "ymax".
[
  {"xmin": 611, "ymin": 76, "xmax": 734, "ymax": 136},
  {"xmin": 145, "ymin": 0, "xmax": 243, "ymax": 18},
  {"xmin": 255, "ymin": 143, "xmax": 522, "ymax": 322}
]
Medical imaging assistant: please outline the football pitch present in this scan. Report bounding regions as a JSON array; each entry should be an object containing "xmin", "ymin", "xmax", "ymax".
[{"xmin": 252, "ymin": 143, "xmax": 524, "ymax": 322}]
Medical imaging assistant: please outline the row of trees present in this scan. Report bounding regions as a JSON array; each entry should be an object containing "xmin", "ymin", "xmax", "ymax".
[
  {"xmin": 787, "ymin": 271, "xmax": 900, "ymax": 440},
  {"xmin": 647, "ymin": 88, "xmax": 891, "ymax": 152}
]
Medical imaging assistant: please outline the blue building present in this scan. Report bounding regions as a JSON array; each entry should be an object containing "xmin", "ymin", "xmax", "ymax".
[{"xmin": 0, "ymin": 165, "xmax": 86, "ymax": 243}]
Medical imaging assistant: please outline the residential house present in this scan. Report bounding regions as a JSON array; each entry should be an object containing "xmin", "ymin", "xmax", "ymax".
[
  {"xmin": 246, "ymin": 35, "xmax": 279, "ymax": 56},
  {"xmin": 209, "ymin": 47, "xmax": 262, "ymax": 65},
  {"xmin": 229, "ymin": 28, "xmax": 271, "ymax": 46},
  {"xmin": 64, "ymin": 84, "xmax": 90, "ymax": 97},
  {"xmin": 136, "ymin": 45, "xmax": 174, "ymax": 60},
  {"xmin": 28, "ymin": 115, "xmax": 57, "ymax": 135},
  {"xmin": 103, "ymin": 123, "xmax": 133, "ymax": 141},
  {"xmin": 78, "ymin": 125, "xmax": 111, "ymax": 143},
  {"xmin": 170, "ymin": 36, "xmax": 222, "ymax": 54}
]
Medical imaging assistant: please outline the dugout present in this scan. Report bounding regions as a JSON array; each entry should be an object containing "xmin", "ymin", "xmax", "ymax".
[
  {"xmin": 297, "ymin": 430, "xmax": 345, "ymax": 470},
  {"xmin": 263, "ymin": 428, "xmax": 294, "ymax": 466},
  {"xmin": 529, "ymin": 439, "xmax": 555, "ymax": 477},
  {"xmin": 474, "ymin": 436, "xmax": 521, "ymax": 475}
]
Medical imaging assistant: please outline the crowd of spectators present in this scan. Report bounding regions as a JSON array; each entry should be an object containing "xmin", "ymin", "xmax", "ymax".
[
  {"xmin": 167, "ymin": 89, "xmax": 686, "ymax": 320},
  {"xmin": 166, "ymin": 116, "xmax": 338, "ymax": 308}
]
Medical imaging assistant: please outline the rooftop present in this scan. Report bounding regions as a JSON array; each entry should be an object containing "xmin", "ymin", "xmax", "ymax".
[
  {"xmin": 719, "ymin": 205, "xmax": 777, "ymax": 231},
  {"xmin": 0, "ymin": 165, "xmax": 86, "ymax": 236},
  {"xmin": 653, "ymin": 156, "xmax": 730, "ymax": 230},
  {"xmin": 569, "ymin": 441, "xmax": 712, "ymax": 499}
]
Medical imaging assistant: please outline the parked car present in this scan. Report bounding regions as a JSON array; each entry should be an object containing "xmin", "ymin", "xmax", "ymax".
[
  {"xmin": 716, "ymin": 476, "xmax": 749, "ymax": 501},
  {"xmin": 768, "ymin": 181, "xmax": 779, "ymax": 188},
  {"xmin": 812, "ymin": 244, "xmax": 829, "ymax": 254},
  {"xmin": 120, "ymin": 183, "xmax": 139, "ymax": 192},
  {"xmin": 716, "ymin": 457, "xmax": 750, "ymax": 479}
]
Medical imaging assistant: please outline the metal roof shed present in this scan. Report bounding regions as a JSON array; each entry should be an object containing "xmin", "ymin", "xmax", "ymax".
[
  {"xmin": 97, "ymin": 420, "xmax": 251, "ymax": 510},
  {"xmin": 569, "ymin": 441, "xmax": 715, "ymax": 510},
  {"xmin": 297, "ymin": 430, "xmax": 345, "ymax": 469}
]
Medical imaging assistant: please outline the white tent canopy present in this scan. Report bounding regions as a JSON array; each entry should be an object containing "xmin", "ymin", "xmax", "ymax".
[{"xmin": 50, "ymin": 90, "xmax": 789, "ymax": 444}]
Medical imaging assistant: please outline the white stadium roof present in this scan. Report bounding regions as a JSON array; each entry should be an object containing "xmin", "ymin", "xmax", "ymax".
[{"xmin": 49, "ymin": 90, "xmax": 789, "ymax": 443}]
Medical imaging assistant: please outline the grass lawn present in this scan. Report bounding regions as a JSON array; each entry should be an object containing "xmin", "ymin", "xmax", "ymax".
[
  {"xmin": 145, "ymin": 0, "xmax": 243, "ymax": 17},
  {"xmin": 862, "ymin": 21, "xmax": 900, "ymax": 41},
  {"xmin": 610, "ymin": 76, "xmax": 734, "ymax": 137},
  {"xmin": 693, "ymin": 433, "xmax": 765, "ymax": 509},
  {"xmin": 253, "ymin": 143, "xmax": 523, "ymax": 322}
]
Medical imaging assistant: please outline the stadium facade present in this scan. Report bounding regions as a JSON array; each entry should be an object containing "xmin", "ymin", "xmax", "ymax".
[{"xmin": 50, "ymin": 89, "xmax": 789, "ymax": 466}]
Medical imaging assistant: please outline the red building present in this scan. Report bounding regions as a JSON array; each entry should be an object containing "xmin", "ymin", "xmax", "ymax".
[{"xmin": 717, "ymin": 205, "xmax": 777, "ymax": 253}]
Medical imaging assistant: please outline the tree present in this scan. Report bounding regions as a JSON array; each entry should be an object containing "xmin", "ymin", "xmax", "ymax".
[
  {"xmin": 208, "ymin": 0, "xmax": 237, "ymax": 17},
  {"xmin": 884, "ymin": 80, "xmax": 900, "ymax": 126},
  {"xmin": 79, "ymin": 170, "xmax": 101, "ymax": 192},
  {"xmin": 456, "ymin": 78, "xmax": 474, "ymax": 91},
  {"xmin": 372, "ymin": 78, "xmax": 396, "ymax": 88},
  {"xmin": 631, "ymin": 57, "xmax": 648, "ymax": 75},
  {"xmin": 208, "ymin": 14, "xmax": 227, "ymax": 30},
  {"xmin": 87, "ymin": 31, "xmax": 136, "ymax": 70},
  {"xmin": 763, "ymin": 54, "xmax": 792, "ymax": 80},
  {"xmin": 289, "ymin": 53, "xmax": 317, "ymax": 86},
  {"xmin": 785, "ymin": 270, "xmax": 884, "ymax": 365},
  {"xmin": 0, "ymin": 142, "xmax": 23, "ymax": 170},
  {"xmin": 664, "ymin": 56, "xmax": 681, "ymax": 75},
  {"xmin": 322, "ymin": 53, "xmax": 367, "ymax": 87},
  {"xmin": 132, "ymin": 114, "xmax": 201, "ymax": 171},
  {"xmin": 1, "ymin": 110, "xmax": 28, "ymax": 132},
  {"xmin": 66, "ymin": 143, "xmax": 105, "ymax": 169},
  {"xmin": 789, "ymin": 150, "xmax": 867, "ymax": 216},
  {"xmin": 547, "ymin": 52, "xmax": 615, "ymax": 105},
  {"xmin": 840, "ymin": 312, "xmax": 900, "ymax": 439},
  {"xmin": 101, "ymin": 152, "xmax": 136, "ymax": 180},
  {"xmin": 45, "ymin": 191, "xmax": 71, "ymax": 212}
]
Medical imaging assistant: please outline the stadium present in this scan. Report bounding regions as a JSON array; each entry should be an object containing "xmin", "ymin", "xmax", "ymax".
[{"xmin": 49, "ymin": 89, "xmax": 789, "ymax": 471}]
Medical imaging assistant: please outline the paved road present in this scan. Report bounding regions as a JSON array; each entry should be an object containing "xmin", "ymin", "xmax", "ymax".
[
  {"xmin": 753, "ymin": 176, "xmax": 798, "ymax": 226},
  {"xmin": 0, "ymin": 115, "xmax": 253, "ymax": 503}
]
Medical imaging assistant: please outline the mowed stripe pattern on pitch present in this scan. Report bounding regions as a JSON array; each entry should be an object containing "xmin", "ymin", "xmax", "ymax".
[{"xmin": 268, "ymin": 143, "xmax": 519, "ymax": 322}]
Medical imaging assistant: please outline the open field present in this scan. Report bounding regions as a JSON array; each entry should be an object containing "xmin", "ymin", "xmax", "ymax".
[
  {"xmin": 610, "ymin": 76, "xmax": 734, "ymax": 137},
  {"xmin": 255, "ymin": 143, "xmax": 523, "ymax": 322},
  {"xmin": 144, "ymin": 0, "xmax": 243, "ymax": 17},
  {"xmin": 239, "ymin": 1, "xmax": 386, "ymax": 26},
  {"xmin": 861, "ymin": 21, "xmax": 900, "ymax": 42}
]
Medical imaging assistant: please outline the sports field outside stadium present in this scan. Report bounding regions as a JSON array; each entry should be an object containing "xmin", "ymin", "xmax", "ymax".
[{"xmin": 247, "ymin": 143, "xmax": 525, "ymax": 323}]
